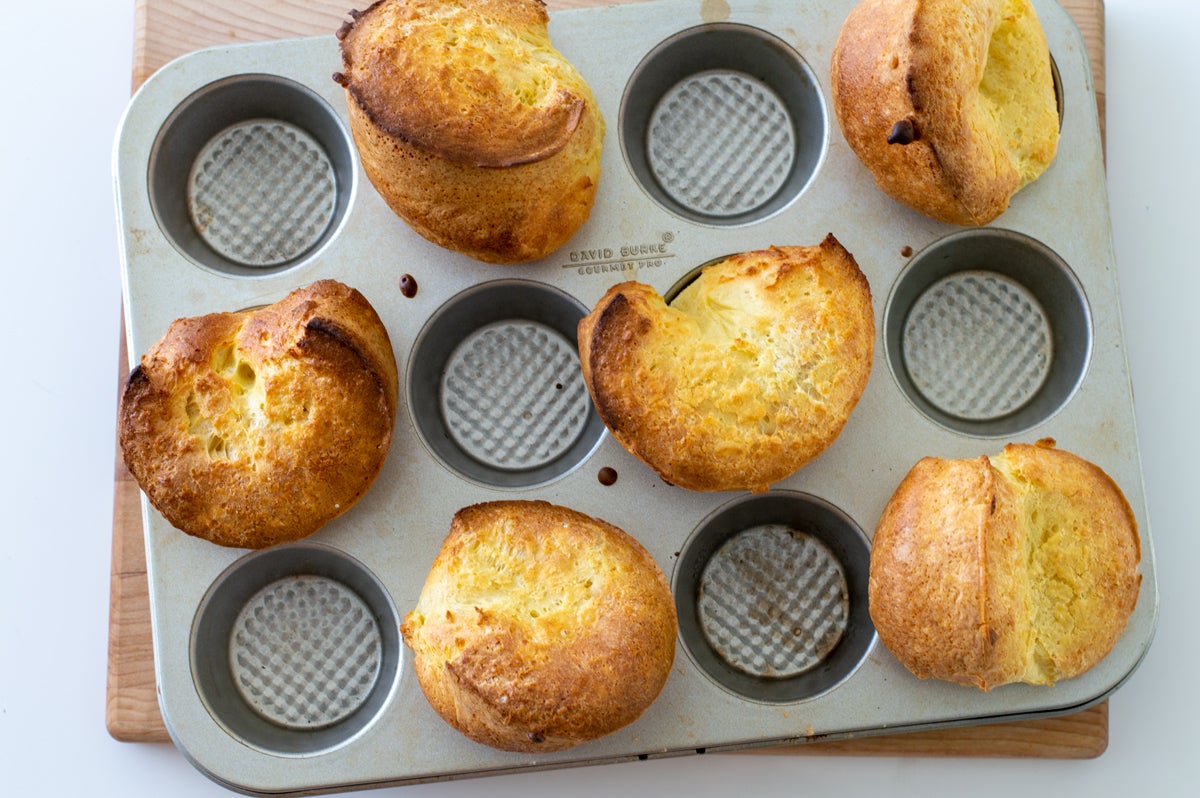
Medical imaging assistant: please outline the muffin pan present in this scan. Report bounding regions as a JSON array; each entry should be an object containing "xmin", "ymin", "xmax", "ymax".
[{"xmin": 113, "ymin": 0, "xmax": 1158, "ymax": 794}]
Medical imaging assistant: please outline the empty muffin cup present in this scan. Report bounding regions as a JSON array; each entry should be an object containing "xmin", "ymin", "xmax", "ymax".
[
  {"xmin": 407, "ymin": 280, "xmax": 605, "ymax": 488},
  {"xmin": 148, "ymin": 74, "xmax": 355, "ymax": 275},
  {"xmin": 620, "ymin": 23, "xmax": 825, "ymax": 225},
  {"xmin": 673, "ymin": 492, "xmax": 874, "ymax": 703},
  {"xmin": 884, "ymin": 229, "xmax": 1092, "ymax": 436},
  {"xmin": 190, "ymin": 543, "xmax": 400, "ymax": 755}
]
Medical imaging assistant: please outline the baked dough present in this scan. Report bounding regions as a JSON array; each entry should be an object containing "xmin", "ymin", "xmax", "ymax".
[
  {"xmin": 401, "ymin": 501, "xmax": 677, "ymax": 752},
  {"xmin": 831, "ymin": 0, "xmax": 1060, "ymax": 225},
  {"xmin": 334, "ymin": 0, "xmax": 605, "ymax": 263},
  {"xmin": 578, "ymin": 235, "xmax": 874, "ymax": 493},
  {"xmin": 118, "ymin": 280, "xmax": 398, "ymax": 549},
  {"xmin": 869, "ymin": 440, "xmax": 1141, "ymax": 689}
]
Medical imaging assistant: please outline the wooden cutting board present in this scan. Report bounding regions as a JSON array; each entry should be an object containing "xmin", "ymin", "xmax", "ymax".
[{"xmin": 107, "ymin": 0, "xmax": 1110, "ymax": 756}]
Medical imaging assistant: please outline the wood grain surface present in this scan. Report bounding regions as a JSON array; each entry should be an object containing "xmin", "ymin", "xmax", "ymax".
[{"xmin": 107, "ymin": 0, "xmax": 1110, "ymax": 757}]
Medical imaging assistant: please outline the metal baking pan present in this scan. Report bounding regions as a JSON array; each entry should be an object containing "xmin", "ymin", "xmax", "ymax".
[{"xmin": 112, "ymin": 0, "xmax": 1158, "ymax": 794}]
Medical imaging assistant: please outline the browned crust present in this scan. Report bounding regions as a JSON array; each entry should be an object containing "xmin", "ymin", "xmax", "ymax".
[
  {"xmin": 337, "ymin": 0, "xmax": 583, "ymax": 168},
  {"xmin": 117, "ymin": 280, "xmax": 398, "ymax": 549},
  {"xmin": 578, "ymin": 235, "xmax": 874, "ymax": 493},
  {"xmin": 831, "ymin": 0, "xmax": 1058, "ymax": 225},
  {"xmin": 334, "ymin": 0, "xmax": 605, "ymax": 263},
  {"xmin": 401, "ymin": 501, "xmax": 677, "ymax": 752},
  {"xmin": 344, "ymin": 95, "xmax": 601, "ymax": 263},
  {"xmin": 578, "ymin": 291, "xmax": 650, "ymax": 437},
  {"xmin": 868, "ymin": 454, "xmax": 1024, "ymax": 688},
  {"xmin": 869, "ymin": 440, "xmax": 1141, "ymax": 690}
]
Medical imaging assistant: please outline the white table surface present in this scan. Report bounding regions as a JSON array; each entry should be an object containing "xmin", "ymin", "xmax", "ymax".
[{"xmin": 3, "ymin": 0, "xmax": 1195, "ymax": 795}]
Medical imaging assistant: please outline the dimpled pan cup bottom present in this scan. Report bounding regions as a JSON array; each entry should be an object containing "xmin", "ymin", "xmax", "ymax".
[
  {"xmin": 902, "ymin": 271, "xmax": 1053, "ymax": 421},
  {"xmin": 440, "ymin": 320, "xmax": 592, "ymax": 471},
  {"xmin": 188, "ymin": 119, "xmax": 336, "ymax": 267},
  {"xmin": 697, "ymin": 524, "xmax": 849, "ymax": 679},
  {"xmin": 229, "ymin": 575, "xmax": 382, "ymax": 730},
  {"xmin": 647, "ymin": 70, "xmax": 795, "ymax": 217}
]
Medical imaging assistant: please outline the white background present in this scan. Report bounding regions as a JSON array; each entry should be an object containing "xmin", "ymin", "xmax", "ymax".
[{"xmin": 2, "ymin": 0, "xmax": 1195, "ymax": 795}]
